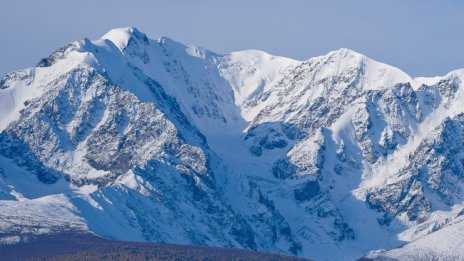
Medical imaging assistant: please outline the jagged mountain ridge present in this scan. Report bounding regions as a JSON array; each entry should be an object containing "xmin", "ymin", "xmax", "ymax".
[{"xmin": 1, "ymin": 27, "xmax": 464, "ymax": 260}]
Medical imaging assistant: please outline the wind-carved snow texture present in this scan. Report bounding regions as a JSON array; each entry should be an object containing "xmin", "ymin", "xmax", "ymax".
[{"xmin": 1, "ymin": 27, "xmax": 464, "ymax": 260}]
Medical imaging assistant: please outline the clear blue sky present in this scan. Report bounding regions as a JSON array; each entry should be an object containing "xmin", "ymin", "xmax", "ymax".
[{"xmin": 1, "ymin": 0, "xmax": 463, "ymax": 77}]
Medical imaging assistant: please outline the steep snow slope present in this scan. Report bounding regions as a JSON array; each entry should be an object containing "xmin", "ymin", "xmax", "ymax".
[{"xmin": 1, "ymin": 27, "xmax": 464, "ymax": 261}]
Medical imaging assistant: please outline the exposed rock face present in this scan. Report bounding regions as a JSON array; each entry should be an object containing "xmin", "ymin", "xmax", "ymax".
[{"xmin": 1, "ymin": 27, "xmax": 464, "ymax": 261}]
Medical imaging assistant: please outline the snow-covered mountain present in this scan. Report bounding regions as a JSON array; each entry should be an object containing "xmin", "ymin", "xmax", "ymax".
[{"xmin": 1, "ymin": 27, "xmax": 464, "ymax": 261}]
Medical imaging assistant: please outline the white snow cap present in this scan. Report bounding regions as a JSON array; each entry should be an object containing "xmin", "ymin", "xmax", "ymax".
[
  {"xmin": 100, "ymin": 27, "xmax": 147, "ymax": 51},
  {"xmin": 315, "ymin": 47, "xmax": 413, "ymax": 90}
]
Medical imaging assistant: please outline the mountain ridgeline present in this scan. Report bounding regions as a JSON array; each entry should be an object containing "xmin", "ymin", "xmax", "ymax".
[{"xmin": 1, "ymin": 27, "xmax": 464, "ymax": 261}]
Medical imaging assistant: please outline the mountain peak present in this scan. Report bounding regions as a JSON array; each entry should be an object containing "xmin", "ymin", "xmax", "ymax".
[
  {"xmin": 332, "ymin": 47, "xmax": 364, "ymax": 57},
  {"xmin": 306, "ymin": 47, "xmax": 413, "ymax": 89},
  {"xmin": 318, "ymin": 47, "xmax": 367, "ymax": 66},
  {"xmin": 100, "ymin": 27, "xmax": 148, "ymax": 51}
]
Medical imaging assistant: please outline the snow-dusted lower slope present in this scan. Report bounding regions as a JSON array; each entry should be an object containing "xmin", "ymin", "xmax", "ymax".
[
  {"xmin": 365, "ymin": 215, "xmax": 464, "ymax": 261},
  {"xmin": 1, "ymin": 27, "xmax": 464, "ymax": 261}
]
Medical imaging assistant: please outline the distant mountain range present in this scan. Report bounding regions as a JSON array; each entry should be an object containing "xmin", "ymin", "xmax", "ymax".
[{"xmin": 1, "ymin": 27, "xmax": 463, "ymax": 261}]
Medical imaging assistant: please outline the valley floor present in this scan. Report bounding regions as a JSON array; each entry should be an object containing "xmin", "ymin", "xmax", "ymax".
[{"xmin": 0, "ymin": 232, "xmax": 308, "ymax": 261}]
